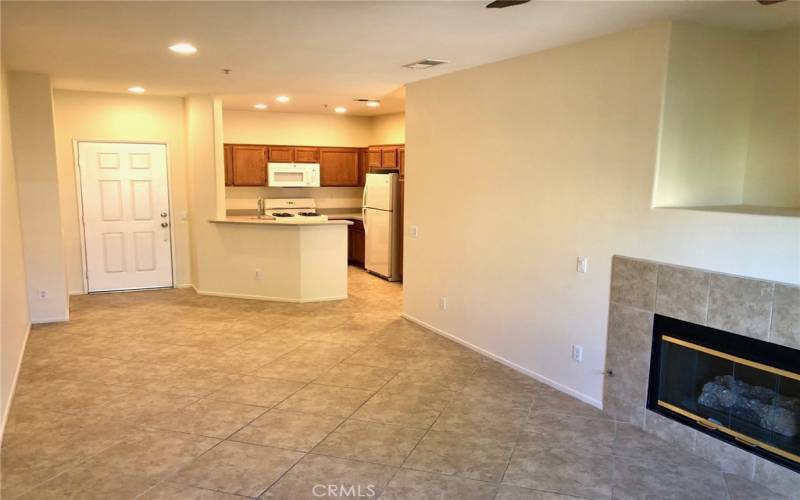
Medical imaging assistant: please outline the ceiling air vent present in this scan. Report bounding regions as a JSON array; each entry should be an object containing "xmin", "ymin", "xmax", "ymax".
[{"xmin": 403, "ymin": 59, "xmax": 449, "ymax": 70}]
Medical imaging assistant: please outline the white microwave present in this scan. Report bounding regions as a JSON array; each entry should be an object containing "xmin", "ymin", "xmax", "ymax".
[{"xmin": 267, "ymin": 162, "xmax": 320, "ymax": 187}]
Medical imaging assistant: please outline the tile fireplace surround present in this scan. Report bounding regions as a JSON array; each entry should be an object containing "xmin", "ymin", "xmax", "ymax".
[{"xmin": 603, "ymin": 256, "xmax": 800, "ymax": 497}]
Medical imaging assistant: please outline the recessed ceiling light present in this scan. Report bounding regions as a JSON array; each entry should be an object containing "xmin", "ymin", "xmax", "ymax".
[
  {"xmin": 334, "ymin": 107, "xmax": 347, "ymax": 113},
  {"xmin": 127, "ymin": 86, "xmax": 146, "ymax": 94},
  {"xmin": 276, "ymin": 95, "xmax": 290, "ymax": 103},
  {"xmin": 253, "ymin": 103, "xmax": 268, "ymax": 110},
  {"xmin": 366, "ymin": 100, "xmax": 381, "ymax": 108},
  {"xmin": 403, "ymin": 58, "xmax": 449, "ymax": 70},
  {"xmin": 169, "ymin": 43, "xmax": 197, "ymax": 54}
]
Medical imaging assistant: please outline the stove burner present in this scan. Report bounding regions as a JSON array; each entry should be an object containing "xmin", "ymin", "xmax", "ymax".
[
  {"xmin": 297, "ymin": 212, "xmax": 320, "ymax": 217},
  {"xmin": 271, "ymin": 212, "xmax": 294, "ymax": 218}
]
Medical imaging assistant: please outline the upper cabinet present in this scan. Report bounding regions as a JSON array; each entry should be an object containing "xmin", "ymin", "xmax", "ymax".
[
  {"xmin": 367, "ymin": 147, "xmax": 382, "ymax": 168},
  {"xmin": 294, "ymin": 147, "xmax": 320, "ymax": 163},
  {"xmin": 230, "ymin": 145, "xmax": 266, "ymax": 186},
  {"xmin": 367, "ymin": 144, "xmax": 403, "ymax": 170},
  {"xmin": 267, "ymin": 146, "xmax": 320, "ymax": 163},
  {"xmin": 267, "ymin": 146, "xmax": 293, "ymax": 163},
  {"xmin": 225, "ymin": 143, "xmax": 403, "ymax": 188},
  {"xmin": 319, "ymin": 148, "xmax": 360, "ymax": 187}
]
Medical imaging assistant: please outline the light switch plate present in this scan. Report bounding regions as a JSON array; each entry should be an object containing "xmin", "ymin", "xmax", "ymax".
[
  {"xmin": 576, "ymin": 256, "xmax": 588, "ymax": 273},
  {"xmin": 409, "ymin": 225, "xmax": 419, "ymax": 238}
]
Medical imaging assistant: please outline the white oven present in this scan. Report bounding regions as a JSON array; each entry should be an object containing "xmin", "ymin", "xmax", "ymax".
[{"xmin": 267, "ymin": 162, "xmax": 320, "ymax": 187}]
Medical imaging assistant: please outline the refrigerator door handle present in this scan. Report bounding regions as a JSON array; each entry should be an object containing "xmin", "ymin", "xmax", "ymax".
[{"xmin": 362, "ymin": 208, "xmax": 367, "ymax": 234}]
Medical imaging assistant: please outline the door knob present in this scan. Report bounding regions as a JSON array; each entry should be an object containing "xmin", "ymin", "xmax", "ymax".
[
  {"xmin": 161, "ymin": 222, "xmax": 169, "ymax": 228},
  {"xmin": 161, "ymin": 212, "xmax": 168, "ymax": 218}
]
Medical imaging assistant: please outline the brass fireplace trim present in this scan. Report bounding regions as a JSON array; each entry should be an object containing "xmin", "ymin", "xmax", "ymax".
[
  {"xmin": 662, "ymin": 335, "xmax": 800, "ymax": 382},
  {"xmin": 657, "ymin": 400, "xmax": 800, "ymax": 465}
]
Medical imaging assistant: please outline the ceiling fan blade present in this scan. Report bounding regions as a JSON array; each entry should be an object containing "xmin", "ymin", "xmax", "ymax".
[{"xmin": 486, "ymin": 0, "xmax": 531, "ymax": 8}]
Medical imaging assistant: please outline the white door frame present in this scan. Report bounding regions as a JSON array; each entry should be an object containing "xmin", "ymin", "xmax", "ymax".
[{"xmin": 73, "ymin": 139, "xmax": 177, "ymax": 294}]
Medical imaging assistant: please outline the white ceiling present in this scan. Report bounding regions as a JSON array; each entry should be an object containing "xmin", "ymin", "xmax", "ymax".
[{"xmin": 2, "ymin": 1, "xmax": 798, "ymax": 116}]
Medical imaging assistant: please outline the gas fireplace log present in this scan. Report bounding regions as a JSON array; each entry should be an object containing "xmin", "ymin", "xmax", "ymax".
[{"xmin": 697, "ymin": 375, "xmax": 798, "ymax": 438}]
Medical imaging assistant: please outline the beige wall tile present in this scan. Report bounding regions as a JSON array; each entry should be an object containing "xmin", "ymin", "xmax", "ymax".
[
  {"xmin": 611, "ymin": 257, "xmax": 658, "ymax": 311},
  {"xmin": 707, "ymin": 274, "xmax": 774, "ymax": 340},
  {"xmin": 770, "ymin": 284, "xmax": 800, "ymax": 349},
  {"xmin": 655, "ymin": 265, "xmax": 710, "ymax": 324}
]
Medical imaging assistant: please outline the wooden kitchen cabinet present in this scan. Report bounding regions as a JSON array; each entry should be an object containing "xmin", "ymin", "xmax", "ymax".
[
  {"xmin": 224, "ymin": 144, "xmax": 234, "ymax": 186},
  {"xmin": 380, "ymin": 146, "xmax": 398, "ymax": 168},
  {"xmin": 366, "ymin": 144, "xmax": 403, "ymax": 170},
  {"xmin": 367, "ymin": 147, "xmax": 382, "ymax": 168},
  {"xmin": 398, "ymin": 146, "xmax": 405, "ymax": 178},
  {"xmin": 268, "ymin": 146, "xmax": 293, "ymax": 163},
  {"xmin": 294, "ymin": 147, "xmax": 319, "ymax": 163},
  {"xmin": 348, "ymin": 219, "xmax": 365, "ymax": 267},
  {"xmin": 230, "ymin": 145, "xmax": 266, "ymax": 186},
  {"xmin": 319, "ymin": 148, "xmax": 360, "ymax": 186}
]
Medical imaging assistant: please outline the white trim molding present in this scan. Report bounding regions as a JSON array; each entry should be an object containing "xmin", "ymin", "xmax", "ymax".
[{"xmin": 1, "ymin": 321, "xmax": 32, "ymax": 442}]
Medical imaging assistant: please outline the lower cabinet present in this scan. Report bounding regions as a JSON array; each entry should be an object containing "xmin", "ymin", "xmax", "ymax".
[{"xmin": 348, "ymin": 220, "xmax": 365, "ymax": 267}]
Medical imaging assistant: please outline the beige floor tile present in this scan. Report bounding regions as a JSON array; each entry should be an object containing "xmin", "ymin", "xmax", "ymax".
[
  {"xmin": 255, "ymin": 356, "xmax": 340, "ymax": 383},
  {"xmin": 207, "ymin": 375, "xmax": 304, "ymax": 407},
  {"xmin": 16, "ymin": 465, "xmax": 157, "ymax": 500},
  {"xmin": 143, "ymin": 398, "xmax": 266, "ymax": 438},
  {"xmin": 230, "ymin": 409, "xmax": 343, "ymax": 451},
  {"xmin": 503, "ymin": 447, "xmax": 613, "ymax": 499},
  {"xmin": 314, "ymin": 363, "xmax": 397, "ymax": 391},
  {"xmin": 431, "ymin": 398, "xmax": 528, "ymax": 443},
  {"xmin": 404, "ymin": 430, "xmax": 514, "ymax": 482},
  {"xmin": 381, "ymin": 469, "xmax": 498, "ymax": 500},
  {"xmin": 139, "ymin": 482, "xmax": 245, "ymax": 499},
  {"xmin": 313, "ymin": 419, "xmax": 425, "ymax": 466},
  {"xmin": 353, "ymin": 390, "xmax": 450, "ymax": 428},
  {"xmin": 277, "ymin": 384, "xmax": 373, "ymax": 417},
  {"xmin": 263, "ymin": 453, "xmax": 395, "ymax": 500},
  {"xmin": 517, "ymin": 412, "xmax": 615, "ymax": 454},
  {"xmin": 81, "ymin": 429, "xmax": 219, "ymax": 481},
  {"xmin": 172, "ymin": 441, "xmax": 303, "ymax": 497},
  {"xmin": 495, "ymin": 484, "xmax": 583, "ymax": 500}
]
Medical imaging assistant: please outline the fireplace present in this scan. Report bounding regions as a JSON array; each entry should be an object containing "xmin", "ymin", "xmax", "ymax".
[{"xmin": 648, "ymin": 314, "xmax": 800, "ymax": 473}]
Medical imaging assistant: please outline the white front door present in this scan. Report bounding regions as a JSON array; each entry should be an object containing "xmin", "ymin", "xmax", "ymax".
[{"xmin": 78, "ymin": 142, "xmax": 173, "ymax": 292}]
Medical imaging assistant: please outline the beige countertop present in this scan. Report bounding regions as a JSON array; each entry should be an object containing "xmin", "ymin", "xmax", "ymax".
[
  {"xmin": 210, "ymin": 215, "xmax": 352, "ymax": 226},
  {"xmin": 324, "ymin": 212, "xmax": 363, "ymax": 221}
]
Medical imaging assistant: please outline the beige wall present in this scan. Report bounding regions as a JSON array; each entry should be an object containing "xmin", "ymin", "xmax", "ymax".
[
  {"xmin": 7, "ymin": 72, "xmax": 69, "ymax": 322},
  {"xmin": 371, "ymin": 112, "xmax": 405, "ymax": 144},
  {"xmin": 743, "ymin": 27, "xmax": 800, "ymax": 207},
  {"xmin": 1, "ymin": 66, "xmax": 31, "ymax": 437},
  {"xmin": 52, "ymin": 90, "xmax": 192, "ymax": 292},
  {"xmin": 223, "ymin": 109, "xmax": 373, "ymax": 147},
  {"xmin": 403, "ymin": 23, "xmax": 800, "ymax": 406},
  {"xmin": 654, "ymin": 24, "xmax": 799, "ymax": 209},
  {"xmin": 654, "ymin": 23, "xmax": 756, "ymax": 207}
]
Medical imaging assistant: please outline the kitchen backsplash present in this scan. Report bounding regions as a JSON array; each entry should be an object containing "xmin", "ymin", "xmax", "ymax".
[{"xmin": 225, "ymin": 186, "xmax": 363, "ymax": 210}]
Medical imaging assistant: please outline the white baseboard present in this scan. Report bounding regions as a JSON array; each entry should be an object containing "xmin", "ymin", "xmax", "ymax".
[
  {"xmin": 174, "ymin": 283, "xmax": 193, "ymax": 289},
  {"xmin": 0, "ymin": 321, "xmax": 31, "ymax": 442},
  {"xmin": 401, "ymin": 313, "xmax": 603, "ymax": 409},
  {"xmin": 69, "ymin": 290, "xmax": 85, "ymax": 296},
  {"xmin": 31, "ymin": 315, "xmax": 69, "ymax": 324},
  {"xmin": 193, "ymin": 288, "xmax": 347, "ymax": 303}
]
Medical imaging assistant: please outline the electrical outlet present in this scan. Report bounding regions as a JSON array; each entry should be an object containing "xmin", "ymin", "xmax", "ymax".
[
  {"xmin": 254, "ymin": 269, "xmax": 261, "ymax": 280},
  {"xmin": 576, "ymin": 256, "xmax": 588, "ymax": 273},
  {"xmin": 572, "ymin": 344, "xmax": 583, "ymax": 363},
  {"xmin": 439, "ymin": 297, "xmax": 447, "ymax": 311},
  {"xmin": 409, "ymin": 225, "xmax": 419, "ymax": 238},
  {"xmin": 38, "ymin": 289, "xmax": 48, "ymax": 300}
]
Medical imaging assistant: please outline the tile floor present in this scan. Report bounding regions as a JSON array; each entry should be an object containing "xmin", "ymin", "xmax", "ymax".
[{"xmin": 0, "ymin": 268, "xmax": 784, "ymax": 499}]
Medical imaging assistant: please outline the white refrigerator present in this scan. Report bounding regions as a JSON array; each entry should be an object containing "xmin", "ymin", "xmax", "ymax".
[{"xmin": 362, "ymin": 173, "xmax": 401, "ymax": 281}]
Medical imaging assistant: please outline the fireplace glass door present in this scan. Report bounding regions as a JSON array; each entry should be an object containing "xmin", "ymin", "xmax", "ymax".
[{"xmin": 654, "ymin": 333, "xmax": 799, "ymax": 469}]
